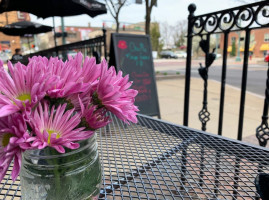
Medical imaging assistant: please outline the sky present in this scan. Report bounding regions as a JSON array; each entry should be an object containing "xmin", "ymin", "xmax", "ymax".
[{"xmin": 30, "ymin": 0, "xmax": 249, "ymax": 28}]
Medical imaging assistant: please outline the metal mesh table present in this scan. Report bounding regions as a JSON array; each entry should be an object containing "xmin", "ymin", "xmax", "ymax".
[{"xmin": 1, "ymin": 114, "xmax": 269, "ymax": 199}]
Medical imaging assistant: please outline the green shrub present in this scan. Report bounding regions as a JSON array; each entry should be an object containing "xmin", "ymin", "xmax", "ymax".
[{"xmin": 231, "ymin": 40, "xmax": 236, "ymax": 57}]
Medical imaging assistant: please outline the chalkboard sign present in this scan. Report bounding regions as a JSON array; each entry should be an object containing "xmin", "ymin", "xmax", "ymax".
[{"xmin": 109, "ymin": 33, "xmax": 160, "ymax": 118}]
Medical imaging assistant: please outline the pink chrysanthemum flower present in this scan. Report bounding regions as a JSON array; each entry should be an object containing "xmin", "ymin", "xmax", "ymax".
[
  {"xmin": 92, "ymin": 60, "xmax": 139, "ymax": 124},
  {"xmin": 47, "ymin": 55, "xmax": 86, "ymax": 98},
  {"xmin": 30, "ymin": 53, "xmax": 101, "ymax": 84},
  {"xmin": 43, "ymin": 53, "xmax": 97, "ymax": 99},
  {"xmin": 65, "ymin": 85, "xmax": 96, "ymax": 112},
  {"xmin": 80, "ymin": 55, "xmax": 101, "ymax": 84},
  {"xmin": 28, "ymin": 55, "xmax": 50, "ymax": 65},
  {"xmin": 79, "ymin": 97, "xmax": 111, "ymax": 130},
  {"xmin": 0, "ymin": 113, "xmax": 35, "ymax": 181},
  {"xmin": 30, "ymin": 53, "xmax": 102, "ymax": 106},
  {"xmin": 0, "ymin": 61, "xmax": 58, "ymax": 118},
  {"xmin": 30, "ymin": 55, "xmax": 82, "ymax": 98},
  {"xmin": 31, "ymin": 102, "xmax": 94, "ymax": 153}
]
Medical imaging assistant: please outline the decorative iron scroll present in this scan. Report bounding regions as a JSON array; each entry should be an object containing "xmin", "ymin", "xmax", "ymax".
[
  {"xmin": 198, "ymin": 38, "xmax": 216, "ymax": 131},
  {"xmin": 256, "ymin": 62, "xmax": 269, "ymax": 147},
  {"xmin": 191, "ymin": 1, "xmax": 269, "ymax": 35}
]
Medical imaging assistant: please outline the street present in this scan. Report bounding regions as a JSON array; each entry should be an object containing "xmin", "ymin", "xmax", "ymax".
[
  {"xmin": 154, "ymin": 59, "xmax": 268, "ymax": 96},
  {"xmin": 154, "ymin": 58, "xmax": 268, "ymax": 145}
]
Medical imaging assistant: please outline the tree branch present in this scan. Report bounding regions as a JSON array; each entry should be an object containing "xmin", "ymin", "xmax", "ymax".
[
  {"xmin": 149, "ymin": 0, "xmax": 157, "ymax": 10},
  {"xmin": 116, "ymin": 0, "xmax": 128, "ymax": 15},
  {"xmin": 104, "ymin": 0, "xmax": 129, "ymax": 32},
  {"xmin": 105, "ymin": 0, "xmax": 116, "ymax": 19},
  {"xmin": 109, "ymin": 0, "xmax": 117, "ymax": 13}
]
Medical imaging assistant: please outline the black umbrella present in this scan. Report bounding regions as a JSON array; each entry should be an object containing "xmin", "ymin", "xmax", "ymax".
[
  {"xmin": 0, "ymin": 21, "xmax": 53, "ymax": 36},
  {"xmin": 0, "ymin": 0, "xmax": 107, "ymax": 55},
  {"xmin": 0, "ymin": 0, "xmax": 107, "ymax": 18},
  {"xmin": 0, "ymin": 21, "xmax": 53, "ymax": 51}
]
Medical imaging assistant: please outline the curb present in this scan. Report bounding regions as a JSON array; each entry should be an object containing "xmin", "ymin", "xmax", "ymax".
[{"xmin": 155, "ymin": 74, "xmax": 185, "ymax": 80}]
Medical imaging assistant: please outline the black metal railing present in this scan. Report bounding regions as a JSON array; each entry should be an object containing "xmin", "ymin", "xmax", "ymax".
[
  {"xmin": 184, "ymin": 1, "xmax": 269, "ymax": 145},
  {"xmin": 184, "ymin": 3, "xmax": 269, "ymax": 198},
  {"xmin": 24, "ymin": 29, "xmax": 107, "ymax": 63}
]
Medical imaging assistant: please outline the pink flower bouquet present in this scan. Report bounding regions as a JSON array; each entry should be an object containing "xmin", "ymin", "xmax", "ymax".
[{"xmin": 0, "ymin": 52, "xmax": 138, "ymax": 183}]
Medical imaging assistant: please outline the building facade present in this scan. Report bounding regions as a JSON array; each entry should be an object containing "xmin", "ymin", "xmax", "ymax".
[
  {"xmin": 0, "ymin": 11, "xmax": 30, "ymax": 56},
  {"xmin": 37, "ymin": 26, "xmax": 98, "ymax": 50},
  {"xmin": 37, "ymin": 24, "xmax": 145, "ymax": 52},
  {"xmin": 220, "ymin": 28, "xmax": 269, "ymax": 58}
]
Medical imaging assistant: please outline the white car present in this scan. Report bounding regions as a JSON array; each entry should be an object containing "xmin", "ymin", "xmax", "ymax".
[
  {"xmin": 0, "ymin": 51, "xmax": 10, "ymax": 62},
  {"xmin": 216, "ymin": 53, "xmax": 222, "ymax": 58},
  {"xmin": 174, "ymin": 51, "xmax": 187, "ymax": 58}
]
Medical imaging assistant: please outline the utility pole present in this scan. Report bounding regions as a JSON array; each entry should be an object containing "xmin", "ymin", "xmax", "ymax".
[
  {"xmin": 236, "ymin": 31, "xmax": 241, "ymax": 62},
  {"xmin": 53, "ymin": 17, "xmax": 57, "ymax": 47},
  {"xmin": 61, "ymin": 17, "xmax": 67, "ymax": 60},
  {"xmin": 215, "ymin": 34, "xmax": 219, "ymax": 54},
  {"xmin": 5, "ymin": 13, "xmax": 8, "ymax": 24},
  {"xmin": 61, "ymin": 17, "xmax": 66, "ymax": 45},
  {"xmin": 236, "ymin": 19, "xmax": 242, "ymax": 62}
]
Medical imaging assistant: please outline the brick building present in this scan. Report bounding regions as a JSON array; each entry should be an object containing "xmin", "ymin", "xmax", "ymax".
[
  {"xmin": 220, "ymin": 28, "xmax": 269, "ymax": 58},
  {"xmin": 55, "ymin": 26, "xmax": 96, "ymax": 46},
  {"xmin": 37, "ymin": 24, "xmax": 144, "ymax": 52},
  {"xmin": 0, "ymin": 11, "xmax": 30, "ymax": 55}
]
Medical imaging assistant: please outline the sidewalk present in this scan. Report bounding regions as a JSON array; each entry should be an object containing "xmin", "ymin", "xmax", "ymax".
[
  {"xmin": 156, "ymin": 77, "xmax": 264, "ymax": 146},
  {"xmin": 154, "ymin": 57, "xmax": 263, "ymax": 65}
]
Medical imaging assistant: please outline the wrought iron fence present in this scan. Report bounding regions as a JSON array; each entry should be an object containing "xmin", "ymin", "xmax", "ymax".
[
  {"xmin": 24, "ymin": 29, "xmax": 107, "ymax": 63},
  {"xmin": 184, "ymin": 1, "xmax": 269, "ymax": 146}
]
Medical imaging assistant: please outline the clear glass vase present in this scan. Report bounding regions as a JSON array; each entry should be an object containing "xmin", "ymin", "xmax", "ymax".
[{"xmin": 20, "ymin": 134, "xmax": 101, "ymax": 200}]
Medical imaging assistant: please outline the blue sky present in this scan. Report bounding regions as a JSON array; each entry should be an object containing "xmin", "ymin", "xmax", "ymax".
[{"xmin": 31, "ymin": 0, "xmax": 248, "ymax": 28}]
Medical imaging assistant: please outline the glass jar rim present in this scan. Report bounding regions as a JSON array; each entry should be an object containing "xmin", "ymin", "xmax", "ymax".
[{"xmin": 24, "ymin": 134, "xmax": 96, "ymax": 160}]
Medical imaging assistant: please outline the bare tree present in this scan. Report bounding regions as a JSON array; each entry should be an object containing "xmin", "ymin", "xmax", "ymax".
[
  {"xmin": 145, "ymin": 0, "xmax": 157, "ymax": 35},
  {"xmin": 172, "ymin": 20, "xmax": 187, "ymax": 48},
  {"xmin": 105, "ymin": 0, "xmax": 129, "ymax": 32},
  {"xmin": 160, "ymin": 22, "xmax": 173, "ymax": 49}
]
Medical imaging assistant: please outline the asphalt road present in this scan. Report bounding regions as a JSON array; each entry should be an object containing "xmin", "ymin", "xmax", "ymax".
[
  {"xmin": 190, "ymin": 65, "xmax": 267, "ymax": 96},
  {"xmin": 155, "ymin": 61, "xmax": 268, "ymax": 96}
]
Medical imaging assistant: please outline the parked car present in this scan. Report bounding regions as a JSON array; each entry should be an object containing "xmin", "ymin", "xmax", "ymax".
[
  {"xmin": 0, "ymin": 51, "xmax": 10, "ymax": 63},
  {"xmin": 174, "ymin": 51, "xmax": 187, "ymax": 58},
  {"xmin": 216, "ymin": 53, "xmax": 222, "ymax": 58},
  {"xmin": 67, "ymin": 51, "xmax": 78, "ymax": 58},
  {"xmin": 160, "ymin": 51, "xmax": 178, "ymax": 59}
]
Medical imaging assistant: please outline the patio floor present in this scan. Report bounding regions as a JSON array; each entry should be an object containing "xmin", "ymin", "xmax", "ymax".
[{"xmin": 156, "ymin": 77, "xmax": 264, "ymax": 146}]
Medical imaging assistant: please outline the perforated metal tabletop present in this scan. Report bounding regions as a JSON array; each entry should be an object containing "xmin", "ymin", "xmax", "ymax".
[{"xmin": 1, "ymin": 114, "xmax": 269, "ymax": 199}]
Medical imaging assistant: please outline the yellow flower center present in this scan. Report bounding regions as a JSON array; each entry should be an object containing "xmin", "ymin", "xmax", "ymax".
[
  {"xmin": 47, "ymin": 130, "xmax": 61, "ymax": 145},
  {"xmin": 17, "ymin": 94, "xmax": 31, "ymax": 102},
  {"xmin": 15, "ymin": 94, "xmax": 32, "ymax": 107},
  {"xmin": 1, "ymin": 133, "xmax": 13, "ymax": 147}
]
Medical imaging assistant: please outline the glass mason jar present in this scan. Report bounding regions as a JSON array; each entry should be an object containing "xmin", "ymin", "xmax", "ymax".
[{"xmin": 20, "ymin": 134, "xmax": 101, "ymax": 200}]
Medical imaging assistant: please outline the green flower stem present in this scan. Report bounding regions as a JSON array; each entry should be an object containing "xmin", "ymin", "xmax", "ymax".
[
  {"xmin": 53, "ymin": 165, "xmax": 61, "ymax": 199},
  {"xmin": 46, "ymin": 147, "xmax": 62, "ymax": 199}
]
